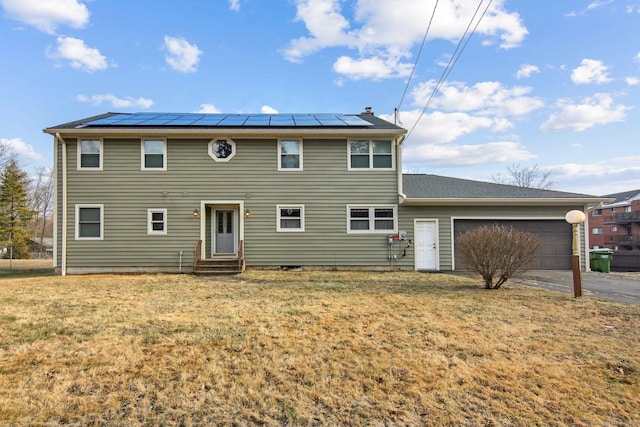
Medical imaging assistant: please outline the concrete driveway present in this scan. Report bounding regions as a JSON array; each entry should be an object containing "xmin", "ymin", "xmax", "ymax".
[{"xmin": 512, "ymin": 270, "xmax": 640, "ymax": 306}]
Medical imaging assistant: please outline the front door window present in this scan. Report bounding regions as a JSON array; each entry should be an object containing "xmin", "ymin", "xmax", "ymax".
[{"xmin": 214, "ymin": 209, "xmax": 235, "ymax": 255}]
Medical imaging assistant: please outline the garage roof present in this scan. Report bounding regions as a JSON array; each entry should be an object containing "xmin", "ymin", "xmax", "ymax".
[{"xmin": 402, "ymin": 174, "xmax": 609, "ymax": 206}]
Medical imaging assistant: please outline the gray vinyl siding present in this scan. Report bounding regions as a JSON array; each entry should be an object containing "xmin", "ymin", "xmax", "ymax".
[
  {"xmin": 396, "ymin": 204, "xmax": 586, "ymax": 271},
  {"xmin": 61, "ymin": 137, "xmax": 399, "ymax": 271}
]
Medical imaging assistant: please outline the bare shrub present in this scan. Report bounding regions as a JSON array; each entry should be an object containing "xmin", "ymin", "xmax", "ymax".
[{"xmin": 457, "ymin": 224, "xmax": 539, "ymax": 289}]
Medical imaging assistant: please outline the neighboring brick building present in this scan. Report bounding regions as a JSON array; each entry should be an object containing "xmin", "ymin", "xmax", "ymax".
[{"xmin": 589, "ymin": 189, "xmax": 640, "ymax": 271}]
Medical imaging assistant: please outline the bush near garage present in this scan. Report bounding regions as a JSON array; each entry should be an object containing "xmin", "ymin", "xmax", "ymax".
[{"xmin": 457, "ymin": 224, "xmax": 539, "ymax": 289}]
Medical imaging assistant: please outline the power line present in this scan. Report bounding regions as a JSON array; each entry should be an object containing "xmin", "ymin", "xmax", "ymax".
[
  {"xmin": 396, "ymin": 0, "xmax": 439, "ymax": 120},
  {"xmin": 404, "ymin": 0, "xmax": 494, "ymax": 140}
]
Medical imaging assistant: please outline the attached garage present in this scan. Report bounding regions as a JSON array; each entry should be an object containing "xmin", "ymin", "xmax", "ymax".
[
  {"xmin": 399, "ymin": 174, "xmax": 608, "ymax": 272},
  {"xmin": 453, "ymin": 219, "xmax": 572, "ymax": 270}
]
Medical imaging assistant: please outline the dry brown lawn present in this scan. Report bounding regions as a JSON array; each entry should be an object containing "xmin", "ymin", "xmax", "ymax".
[{"xmin": 0, "ymin": 270, "xmax": 638, "ymax": 426}]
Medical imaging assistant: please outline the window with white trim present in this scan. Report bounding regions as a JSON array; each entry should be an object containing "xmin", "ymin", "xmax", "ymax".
[
  {"xmin": 208, "ymin": 138, "xmax": 236, "ymax": 162},
  {"xmin": 592, "ymin": 209, "xmax": 602, "ymax": 216},
  {"xmin": 141, "ymin": 139, "xmax": 167, "ymax": 170},
  {"xmin": 75, "ymin": 204, "xmax": 103, "ymax": 240},
  {"xmin": 278, "ymin": 139, "xmax": 302, "ymax": 170},
  {"xmin": 349, "ymin": 140, "xmax": 393, "ymax": 170},
  {"xmin": 147, "ymin": 209, "xmax": 167, "ymax": 235},
  {"xmin": 277, "ymin": 205, "xmax": 304, "ymax": 232},
  {"xmin": 592, "ymin": 227, "xmax": 603, "ymax": 235},
  {"xmin": 78, "ymin": 139, "xmax": 103, "ymax": 170},
  {"xmin": 611, "ymin": 226, "xmax": 618, "ymax": 232},
  {"xmin": 347, "ymin": 205, "xmax": 396, "ymax": 233}
]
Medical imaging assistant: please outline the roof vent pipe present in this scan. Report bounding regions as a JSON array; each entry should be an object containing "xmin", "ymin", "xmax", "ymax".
[{"xmin": 362, "ymin": 106, "xmax": 374, "ymax": 115}]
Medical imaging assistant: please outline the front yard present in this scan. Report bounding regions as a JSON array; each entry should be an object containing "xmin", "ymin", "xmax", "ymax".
[{"xmin": 0, "ymin": 270, "xmax": 638, "ymax": 425}]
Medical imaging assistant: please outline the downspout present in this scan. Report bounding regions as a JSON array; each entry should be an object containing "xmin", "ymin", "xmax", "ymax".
[
  {"xmin": 397, "ymin": 135, "xmax": 407, "ymax": 204},
  {"xmin": 55, "ymin": 133, "xmax": 67, "ymax": 276}
]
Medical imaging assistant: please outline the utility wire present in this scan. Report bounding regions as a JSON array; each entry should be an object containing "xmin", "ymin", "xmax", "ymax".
[
  {"xmin": 404, "ymin": 0, "xmax": 494, "ymax": 140},
  {"xmin": 396, "ymin": 0, "xmax": 439, "ymax": 121}
]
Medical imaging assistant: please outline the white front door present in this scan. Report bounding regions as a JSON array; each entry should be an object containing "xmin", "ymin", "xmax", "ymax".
[
  {"xmin": 213, "ymin": 209, "xmax": 236, "ymax": 256},
  {"xmin": 415, "ymin": 220, "xmax": 438, "ymax": 270}
]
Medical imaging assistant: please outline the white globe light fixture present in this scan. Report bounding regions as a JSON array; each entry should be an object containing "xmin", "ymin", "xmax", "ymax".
[
  {"xmin": 565, "ymin": 210, "xmax": 586, "ymax": 225},
  {"xmin": 565, "ymin": 209, "xmax": 586, "ymax": 298}
]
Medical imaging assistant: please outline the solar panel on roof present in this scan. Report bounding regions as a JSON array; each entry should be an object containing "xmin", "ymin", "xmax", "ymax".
[
  {"xmin": 81, "ymin": 112, "xmax": 376, "ymax": 128},
  {"xmin": 317, "ymin": 116, "xmax": 346, "ymax": 126},
  {"xmin": 340, "ymin": 115, "xmax": 372, "ymax": 126},
  {"xmin": 218, "ymin": 115, "xmax": 248, "ymax": 125},
  {"xmin": 244, "ymin": 116, "xmax": 271, "ymax": 126}
]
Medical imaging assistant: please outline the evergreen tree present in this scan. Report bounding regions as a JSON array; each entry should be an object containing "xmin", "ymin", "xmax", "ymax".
[{"xmin": 0, "ymin": 160, "xmax": 35, "ymax": 259}]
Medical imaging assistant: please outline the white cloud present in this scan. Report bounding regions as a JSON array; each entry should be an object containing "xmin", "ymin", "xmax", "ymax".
[
  {"xmin": 635, "ymin": 52, "xmax": 640, "ymax": 62},
  {"xmin": 410, "ymin": 80, "xmax": 544, "ymax": 117},
  {"xmin": 571, "ymin": 58, "xmax": 612, "ymax": 84},
  {"xmin": 260, "ymin": 105, "xmax": 278, "ymax": 114},
  {"xmin": 550, "ymin": 158, "xmax": 640, "ymax": 194},
  {"xmin": 587, "ymin": 0, "xmax": 613, "ymax": 10},
  {"xmin": 283, "ymin": 0, "xmax": 528, "ymax": 80},
  {"xmin": 164, "ymin": 36, "xmax": 202, "ymax": 73},
  {"xmin": 540, "ymin": 93, "xmax": 629, "ymax": 132},
  {"xmin": 333, "ymin": 55, "xmax": 412, "ymax": 80},
  {"xmin": 0, "ymin": 0, "xmax": 89, "ymax": 34},
  {"xmin": 0, "ymin": 137, "xmax": 44, "ymax": 161},
  {"xmin": 403, "ymin": 140, "xmax": 535, "ymax": 167},
  {"xmin": 390, "ymin": 110, "xmax": 495, "ymax": 145},
  {"xmin": 194, "ymin": 104, "xmax": 221, "ymax": 113},
  {"xmin": 515, "ymin": 64, "xmax": 540, "ymax": 79},
  {"xmin": 626, "ymin": 76, "xmax": 640, "ymax": 86},
  {"xmin": 47, "ymin": 36, "xmax": 108, "ymax": 72},
  {"xmin": 228, "ymin": 0, "xmax": 240, "ymax": 12},
  {"xmin": 76, "ymin": 94, "xmax": 153, "ymax": 109}
]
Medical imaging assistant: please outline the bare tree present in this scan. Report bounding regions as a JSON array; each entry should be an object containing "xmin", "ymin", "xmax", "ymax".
[
  {"xmin": 0, "ymin": 139, "xmax": 17, "ymax": 171},
  {"xmin": 492, "ymin": 163, "xmax": 554, "ymax": 189},
  {"xmin": 29, "ymin": 167, "xmax": 54, "ymax": 257}
]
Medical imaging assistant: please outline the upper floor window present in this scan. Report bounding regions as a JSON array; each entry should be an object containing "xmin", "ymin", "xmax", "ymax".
[
  {"xmin": 592, "ymin": 227, "xmax": 603, "ymax": 235},
  {"xmin": 76, "ymin": 204, "xmax": 103, "ymax": 240},
  {"xmin": 611, "ymin": 226, "xmax": 618, "ymax": 232},
  {"xmin": 78, "ymin": 139, "xmax": 102, "ymax": 170},
  {"xmin": 277, "ymin": 205, "xmax": 305, "ymax": 231},
  {"xmin": 278, "ymin": 140, "xmax": 302, "ymax": 170},
  {"xmin": 208, "ymin": 138, "xmax": 236, "ymax": 162},
  {"xmin": 147, "ymin": 208, "xmax": 167, "ymax": 235},
  {"xmin": 592, "ymin": 209, "xmax": 602, "ymax": 216},
  {"xmin": 347, "ymin": 205, "xmax": 396, "ymax": 233},
  {"xmin": 624, "ymin": 206, "xmax": 631, "ymax": 213},
  {"xmin": 349, "ymin": 140, "xmax": 393, "ymax": 170},
  {"xmin": 142, "ymin": 139, "xmax": 166, "ymax": 170}
]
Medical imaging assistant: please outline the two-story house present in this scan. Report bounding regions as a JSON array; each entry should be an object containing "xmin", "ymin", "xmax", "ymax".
[{"xmin": 44, "ymin": 110, "xmax": 605, "ymax": 275}]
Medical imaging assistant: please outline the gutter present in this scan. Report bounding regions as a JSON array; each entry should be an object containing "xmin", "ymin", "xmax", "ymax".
[
  {"xmin": 401, "ymin": 197, "xmax": 611, "ymax": 206},
  {"xmin": 43, "ymin": 127, "xmax": 406, "ymax": 139},
  {"xmin": 396, "ymin": 135, "xmax": 407, "ymax": 203}
]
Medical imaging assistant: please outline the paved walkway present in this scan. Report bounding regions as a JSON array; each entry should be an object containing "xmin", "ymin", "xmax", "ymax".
[{"xmin": 513, "ymin": 270, "xmax": 640, "ymax": 306}]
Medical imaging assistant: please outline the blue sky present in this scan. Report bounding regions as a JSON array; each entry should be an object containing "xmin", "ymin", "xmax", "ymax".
[{"xmin": 0, "ymin": 0, "xmax": 638, "ymax": 195}]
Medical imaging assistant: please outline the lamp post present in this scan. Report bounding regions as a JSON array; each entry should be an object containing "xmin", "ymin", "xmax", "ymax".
[{"xmin": 565, "ymin": 210, "xmax": 586, "ymax": 298}]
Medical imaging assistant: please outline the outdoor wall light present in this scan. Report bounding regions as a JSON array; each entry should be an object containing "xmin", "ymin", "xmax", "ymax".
[
  {"xmin": 193, "ymin": 208, "xmax": 201, "ymax": 218},
  {"xmin": 565, "ymin": 209, "xmax": 586, "ymax": 297},
  {"xmin": 244, "ymin": 209, "xmax": 252, "ymax": 218}
]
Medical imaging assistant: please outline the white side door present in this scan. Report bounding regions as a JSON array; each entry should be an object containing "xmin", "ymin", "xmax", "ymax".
[{"xmin": 415, "ymin": 220, "xmax": 438, "ymax": 270}]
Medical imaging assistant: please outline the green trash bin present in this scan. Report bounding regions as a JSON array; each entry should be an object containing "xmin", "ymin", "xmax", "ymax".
[{"xmin": 590, "ymin": 249, "xmax": 613, "ymax": 273}]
